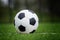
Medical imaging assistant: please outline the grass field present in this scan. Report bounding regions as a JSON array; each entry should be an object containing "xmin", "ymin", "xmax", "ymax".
[{"xmin": 0, "ymin": 23, "xmax": 60, "ymax": 40}]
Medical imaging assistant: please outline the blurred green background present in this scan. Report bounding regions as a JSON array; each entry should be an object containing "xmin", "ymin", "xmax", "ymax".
[{"xmin": 0, "ymin": 0, "xmax": 60, "ymax": 40}]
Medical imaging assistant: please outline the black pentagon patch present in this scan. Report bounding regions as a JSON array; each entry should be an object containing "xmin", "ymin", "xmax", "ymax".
[
  {"xmin": 18, "ymin": 13, "xmax": 25, "ymax": 19},
  {"xmin": 30, "ymin": 30, "xmax": 35, "ymax": 33},
  {"xmin": 30, "ymin": 18, "xmax": 36, "ymax": 25},
  {"xmin": 18, "ymin": 25, "xmax": 25, "ymax": 32}
]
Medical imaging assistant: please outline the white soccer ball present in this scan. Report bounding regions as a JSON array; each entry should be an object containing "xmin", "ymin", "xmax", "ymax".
[{"xmin": 14, "ymin": 9, "xmax": 39, "ymax": 34}]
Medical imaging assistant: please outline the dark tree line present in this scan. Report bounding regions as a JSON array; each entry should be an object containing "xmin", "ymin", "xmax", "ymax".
[
  {"xmin": 0, "ymin": 0, "xmax": 60, "ymax": 23},
  {"xmin": 38, "ymin": 0, "xmax": 60, "ymax": 22}
]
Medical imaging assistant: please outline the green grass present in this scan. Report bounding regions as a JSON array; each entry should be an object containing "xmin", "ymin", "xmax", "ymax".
[{"xmin": 0, "ymin": 23, "xmax": 60, "ymax": 40}]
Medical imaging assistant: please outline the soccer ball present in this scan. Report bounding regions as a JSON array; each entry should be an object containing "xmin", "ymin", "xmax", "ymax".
[{"xmin": 14, "ymin": 9, "xmax": 39, "ymax": 34}]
